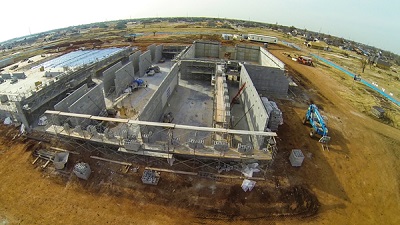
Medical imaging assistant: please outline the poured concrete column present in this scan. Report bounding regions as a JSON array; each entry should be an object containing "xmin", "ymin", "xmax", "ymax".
[{"xmin": 15, "ymin": 101, "xmax": 31, "ymax": 132}]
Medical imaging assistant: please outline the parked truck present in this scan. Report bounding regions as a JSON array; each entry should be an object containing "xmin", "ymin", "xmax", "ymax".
[{"xmin": 297, "ymin": 56, "xmax": 314, "ymax": 66}]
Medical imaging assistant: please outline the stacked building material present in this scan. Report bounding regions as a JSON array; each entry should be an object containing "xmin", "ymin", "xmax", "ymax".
[
  {"xmin": 141, "ymin": 170, "xmax": 160, "ymax": 185},
  {"xmin": 73, "ymin": 162, "xmax": 91, "ymax": 180},
  {"xmin": 289, "ymin": 149, "xmax": 304, "ymax": 167},
  {"xmin": 262, "ymin": 97, "xmax": 283, "ymax": 131}
]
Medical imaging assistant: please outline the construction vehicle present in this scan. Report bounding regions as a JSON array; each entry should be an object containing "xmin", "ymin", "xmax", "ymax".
[
  {"xmin": 303, "ymin": 104, "xmax": 329, "ymax": 138},
  {"xmin": 297, "ymin": 56, "xmax": 314, "ymax": 66}
]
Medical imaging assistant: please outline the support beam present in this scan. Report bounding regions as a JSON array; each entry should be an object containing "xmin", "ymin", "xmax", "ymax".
[
  {"xmin": 45, "ymin": 110, "xmax": 277, "ymax": 137},
  {"xmin": 90, "ymin": 156, "xmax": 132, "ymax": 166}
]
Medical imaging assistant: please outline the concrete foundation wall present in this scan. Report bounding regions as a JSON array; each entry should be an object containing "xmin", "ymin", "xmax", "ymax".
[
  {"xmin": 54, "ymin": 84, "xmax": 89, "ymax": 112},
  {"xmin": 259, "ymin": 47, "xmax": 285, "ymax": 69},
  {"xmin": 147, "ymin": 44, "xmax": 156, "ymax": 62},
  {"xmin": 195, "ymin": 41, "xmax": 220, "ymax": 58},
  {"xmin": 139, "ymin": 64, "xmax": 179, "ymax": 123},
  {"xmin": 220, "ymin": 46, "xmax": 237, "ymax": 60},
  {"xmin": 115, "ymin": 61, "xmax": 135, "ymax": 96},
  {"xmin": 68, "ymin": 84, "xmax": 106, "ymax": 127},
  {"xmin": 239, "ymin": 67, "xmax": 269, "ymax": 149},
  {"xmin": 139, "ymin": 51, "xmax": 152, "ymax": 77},
  {"xmin": 236, "ymin": 45, "xmax": 259, "ymax": 62},
  {"xmin": 154, "ymin": 45, "xmax": 163, "ymax": 63},
  {"xmin": 12, "ymin": 73, "xmax": 26, "ymax": 79},
  {"xmin": 244, "ymin": 64, "xmax": 288, "ymax": 98},
  {"xmin": 15, "ymin": 47, "xmax": 132, "ymax": 128},
  {"xmin": 181, "ymin": 45, "xmax": 196, "ymax": 59},
  {"xmin": 1, "ymin": 74, "xmax": 11, "ymax": 79},
  {"xmin": 129, "ymin": 50, "xmax": 141, "ymax": 73},
  {"xmin": 180, "ymin": 60, "xmax": 216, "ymax": 80},
  {"xmin": 103, "ymin": 61, "xmax": 122, "ymax": 96},
  {"xmin": 0, "ymin": 58, "xmax": 13, "ymax": 68}
]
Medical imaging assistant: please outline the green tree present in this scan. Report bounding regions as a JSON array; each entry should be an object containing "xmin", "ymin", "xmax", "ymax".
[{"xmin": 115, "ymin": 21, "xmax": 127, "ymax": 30}]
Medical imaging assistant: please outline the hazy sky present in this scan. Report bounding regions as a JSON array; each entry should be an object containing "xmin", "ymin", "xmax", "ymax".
[{"xmin": 1, "ymin": 0, "xmax": 399, "ymax": 54}]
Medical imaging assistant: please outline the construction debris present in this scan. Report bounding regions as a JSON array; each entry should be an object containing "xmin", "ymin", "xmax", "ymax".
[
  {"xmin": 90, "ymin": 155, "xmax": 133, "ymax": 173},
  {"xmin": 241, "ymin": 179, "xmax": 256, "ymax": 192},
  {"xmin": 3, "ymin": 117, "xmax": 12, "ymax": 125},
  {"xmin": 33, "ymin": 149, "xmax": 55, "ymax": 168},
  {"xmin": 141, "ymin": 169, "xmax": 160, "ymax": 185},
  {"xmin": 240, "ymin": 163, "xmax": 260, "ymax": 178},
  {"xmin": 73, "ymin": 162, "xmax": 91, "ymax": 180}
]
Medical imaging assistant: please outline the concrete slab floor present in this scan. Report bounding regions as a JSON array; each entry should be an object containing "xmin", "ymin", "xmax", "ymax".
[
  {"xmin": 105, "ymin": 60, "xmax": 174, "ymax": 119},
  {"xmin": 163, "ymin": 79, "xmax": 214, "ymax": 145}
]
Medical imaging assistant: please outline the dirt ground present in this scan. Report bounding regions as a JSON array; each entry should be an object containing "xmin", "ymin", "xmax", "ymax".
[
  {"xmin": 1, "ymin": 37, "xmax": 400, "ymax": 224},
  {"xmin": 269, "ymin": 45, "xmax": 400, "ymax": 225}
]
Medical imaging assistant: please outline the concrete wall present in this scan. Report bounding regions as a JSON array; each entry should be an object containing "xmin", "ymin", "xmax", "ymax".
[
  {"xmin": 139, "ymin": 50, "xmax": 152, "ymax": 77},
  {"xmin": 54, "ymin": 84, "xmax": 89, "ymax": 112},
  {"xmin": 259, "ymin": 47, "xmax": 285, "ymax": 69},
  {"xmin": 236, "ymin": 45, "xmax": 259, "ymax": 62},
  {"xmin": 68, "ymin": 84, "xmax": 106, "ymax": 127},
  {"xmin": 147, "ymin": 44, "xmax": 156, "ymax": 62},
  {"xmin": 0, "ymin": 58, "xmax": 13, "ymax": 68},
  {"xmin": 129, "ymin": 50, "xmax": 141, "ymax": 73},
  {"xmin": 115, "ymin": 61, "xmax": 135, "ymax": 96},
  {"xmin": 180, "ymin": 60, "xmax": 216, "ymax": 80},
  {"xmin": 239, "ymin": 66, "xmax": 269, "ymax": 149},
  {"xmin": 103, "ymin": 61, "xmax": 122, "ymax": 96},
  {"xmin": 139, "ymin": 63, "xmax": 179, "ymax": 123},
  {"xmin": 220, "ymin": 46, "xmax": 237, "ymax": 60},
  {"xmin": 180, "ymin": 45, "xmax": 196, "ymax": 59},
  {"xmin": 12, "ymin": 73, "xmax": 26, "ymax": 79},
  {"xmin": 1, "ymin": 74, "xmax": 12, "ymax": 79},
  {"xmin": 194, "ymin": 41, "xmax": 220, "ymax": 58},
  {"xmin": 244, "ymin": 64, "xmax": 288, "ymax": 98},
  {"xmin": 154, "ymin": 45, "xmax": 163, "ymax": 63}
]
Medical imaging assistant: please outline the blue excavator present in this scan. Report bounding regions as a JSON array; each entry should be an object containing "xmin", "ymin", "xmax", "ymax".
[{"xmin": 303, "ymin": 104, "xmax": 329, "ymax": 138}]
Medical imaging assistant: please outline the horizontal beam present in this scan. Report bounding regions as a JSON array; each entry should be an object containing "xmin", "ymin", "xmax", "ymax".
[{"xmin": 45, "ymin": 110, "xmax": 277, "ymax": 137}]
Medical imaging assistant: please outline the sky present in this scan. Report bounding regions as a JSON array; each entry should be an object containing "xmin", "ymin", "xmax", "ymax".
[{"xmin": 1, "ymin": 0, "xmax": 399, "ymax": 54}]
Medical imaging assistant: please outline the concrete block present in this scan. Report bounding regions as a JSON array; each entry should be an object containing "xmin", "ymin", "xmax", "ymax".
[
  {"xmin": 237, "ymin": 143, "xmax": 253, "ymax": 154},
  {"xmin": 214, "ymin": 141, "xmax": 229, "ymax": 151},
  {"xmin": 123, "ymin": 139, "xmax": 141, "ymax": 151},
  {"xmin": 289, "ymin": 149, "xmax": 304, "ymax": 167}
]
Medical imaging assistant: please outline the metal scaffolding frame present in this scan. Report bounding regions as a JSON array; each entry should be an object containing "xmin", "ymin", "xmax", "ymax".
[{"xmin": 40, "ymin": 110, "xmax": 278, "ymax": 176}]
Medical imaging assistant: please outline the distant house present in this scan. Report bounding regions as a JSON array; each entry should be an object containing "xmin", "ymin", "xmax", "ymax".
[
  {"xmin": 374, "ymin": 57, "xmax": 391, "ymax": 70},
  {"xmin": 369, "ymin": 54, "xmax": 391, "ymax": 70},
  {"xmin": 306, "ymin": 41, "xmax": 330, "ymax": 51},
  {"xmin": 221, "ymin": 34, "xmax": 233, "ymax": 40}
]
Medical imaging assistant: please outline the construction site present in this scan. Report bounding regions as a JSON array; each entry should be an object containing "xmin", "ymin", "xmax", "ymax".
[
  {"xmin": 1, "ymin": 40, "xmax": 291, "ymax": 168},
  {"xmin": 0, "ymin": 22, "xmax": 399, "ymax": 225}
]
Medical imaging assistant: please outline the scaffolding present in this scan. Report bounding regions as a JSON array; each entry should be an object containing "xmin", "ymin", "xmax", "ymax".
[{"xmin": 41, "ymin": 110, "xmax": 279, "ymax": 175}]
